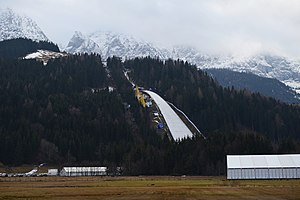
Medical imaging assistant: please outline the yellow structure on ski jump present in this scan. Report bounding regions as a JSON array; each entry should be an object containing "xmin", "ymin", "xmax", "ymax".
[{"xmin": 135, "ymin": 85, "xmax": 146, "ymax": 108}]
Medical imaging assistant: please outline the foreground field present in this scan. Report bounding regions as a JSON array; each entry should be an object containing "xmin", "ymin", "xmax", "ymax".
[{"xmin": 0, "ymin": 176, "xmax": 299, "ymax": 200}]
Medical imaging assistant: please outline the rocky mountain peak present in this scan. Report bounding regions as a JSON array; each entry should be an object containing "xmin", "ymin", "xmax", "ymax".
[{"xmin": 0, "ymin": 8, "xmax": 48, "ymax": 42}]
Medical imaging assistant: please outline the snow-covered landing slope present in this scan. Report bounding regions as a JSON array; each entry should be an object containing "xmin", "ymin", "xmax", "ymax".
[{"xmin": 144, "ymin": 90, "xmax": 193, "ymax": 140}]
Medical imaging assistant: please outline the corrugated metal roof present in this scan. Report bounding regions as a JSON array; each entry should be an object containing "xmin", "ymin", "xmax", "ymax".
[
  {"xmin": 227, "ymin": 154, "xmax": 300, "ymax": 169},
  {"xmin": 143, "ymin": 90, "xmax": 193, "ymax": 140}
]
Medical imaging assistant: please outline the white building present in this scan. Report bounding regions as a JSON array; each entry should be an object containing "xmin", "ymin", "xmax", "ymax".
[
  {"xmin": 47, "ymin": 169, "xmax": 58, "ymax": 176},
  {"xmin": 60, "ymin": 167, "xmax": 107, "ymax": 176},
  {"xmin": 227, "ymin": 154, "xmax": 300, "ymax": 179}
]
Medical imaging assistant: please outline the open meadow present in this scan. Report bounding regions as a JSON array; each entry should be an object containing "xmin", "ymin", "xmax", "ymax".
[{"xmin": 0, "ymin": 176, "xmax": 300, "ymax": 200}]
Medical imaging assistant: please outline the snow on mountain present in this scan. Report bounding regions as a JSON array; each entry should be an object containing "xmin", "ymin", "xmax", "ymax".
[
  {"xmin": 169, "ymin": 45, "xmax": 300, "ymax": 95},
  {"xmin": 64, "ymin": 31, "xmax": 101, "ymax": 54},
  {"xmin": 0, "ymin": 8, "xmax": 48, "ymax": 42},
  {"xmin": 64, "ymin": 30, "xmax": 300, "ymax": 95},
  {"xmin": 171, "ymin": 45, "xmax": 219, "ymax": 67},
  {"xmin": 167, "ymin": 46, "xmax": 300, "ymax": 95},
  {"xmin": 195, "ymin": 54, "xmax": 300, "ymax": 95},
  {"xmin": 64, "ymin": 30, "xmax": 171, "ymax": 59}
]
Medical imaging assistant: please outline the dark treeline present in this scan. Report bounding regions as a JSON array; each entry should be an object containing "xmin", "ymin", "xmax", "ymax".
[
  {"xmin": 205, "ymin": 68, "xmax": 300, "ymax": 104},
  {"xmin": 0, "ymin": 54, "xmax": 299, "ymax": 175},
  {"xmin": 0, "ymin": 38, "xmax": 59, "ymax": 59},
  {"xmin": 0, "ymin": 54, "xmax": 132, "ymax": 166}
]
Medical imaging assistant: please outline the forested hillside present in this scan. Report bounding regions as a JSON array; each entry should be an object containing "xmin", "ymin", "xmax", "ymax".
[
  {"xmin": 0, "ymin": 38, "xmax": 59, "ymax": 59},
  {"xmin": 205, "ymin": 68, "xmax": 300, "ymax": 104},
  {"xmin": 125, "ymin": 57, "xmax": 300, "ymax": 140},
  {"xmin": 0, "ymin": 54, "xmax": 130, "ymax": 165},
  {"xmin": 0, "ymin": 54, "xmax": 299, "ymax": 175}
]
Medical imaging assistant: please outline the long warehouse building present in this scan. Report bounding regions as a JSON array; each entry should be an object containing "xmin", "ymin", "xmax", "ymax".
[
  {"xmin": 227, "ymin": 154, "xmax": 300, "ymax": 179},
  {"xmin": 60, "ymin": 167, "xmax": 107, "ymax": 176}
]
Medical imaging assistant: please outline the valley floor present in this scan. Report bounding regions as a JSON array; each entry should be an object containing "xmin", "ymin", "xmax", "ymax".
[{"xmin": 0, "ymin": 176, "xmax": 299, "ymax": 200}]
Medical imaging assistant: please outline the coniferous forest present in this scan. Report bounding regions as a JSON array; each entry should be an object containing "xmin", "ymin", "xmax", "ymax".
[
  {"xmin": 0, "ymin": 40, "xmax": 300, "ymax": 175},
  {"xmin": 0, "ymin": 38, "xmax": 59, "ymax": 59}
]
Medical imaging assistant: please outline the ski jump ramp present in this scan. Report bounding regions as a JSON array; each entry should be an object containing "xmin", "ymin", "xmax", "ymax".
[{"xmin": 143, "ymin": 90, "xmax": 193, "ymax": 140}]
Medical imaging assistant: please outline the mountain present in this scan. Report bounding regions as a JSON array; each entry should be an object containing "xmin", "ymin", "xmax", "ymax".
[
  {"xmin": 64, "ymin": 31, "xmax": 170, "ymax": 59},
  {"xmin": 64, "ymin": 30, "xmax": 300, "ymax": 97},
  {"xmin": 171, "ymin": 46, "xmax": 214, "ymax": 67},
  {"xmin": 206, "ymin": 68, "xmax": 300, "ymax": 104},
  {"xmin": 64, "ymin": 31, "xmax": 101, "ymax": 54},
  {"xmin": 197, "ymin": 55, "xmax": 300, "ymax": 95},
  {"xmin": 0, "ymin": 8, "xmax": 48, "ymax": 42},
  {"xmin": 170, "ymin": 46, "xmax": 300, "ymax": 96}
]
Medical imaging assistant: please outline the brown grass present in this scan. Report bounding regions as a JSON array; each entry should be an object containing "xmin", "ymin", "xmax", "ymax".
[{"xmin": 0, "ymin": 176, "xmax": 300, "ymax": 200}]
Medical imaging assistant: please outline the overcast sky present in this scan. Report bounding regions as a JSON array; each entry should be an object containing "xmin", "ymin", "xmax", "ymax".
[{"xmin": 1, "ymin": 0, "xmax": 300, "ymax": 58}]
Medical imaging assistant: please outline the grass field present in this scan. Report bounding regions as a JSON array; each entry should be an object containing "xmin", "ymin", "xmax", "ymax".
[{"xmin": 0, "ymin": 176, "xmax": 300, "ymax": 199}]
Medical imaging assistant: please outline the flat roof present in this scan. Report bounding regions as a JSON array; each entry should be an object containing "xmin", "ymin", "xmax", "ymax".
[
  {"xmin": 227, "ymin": 154, "xmax": 300, "ymax": 169},
  {"xmin": 144, "ymin": 90, "xmax": 193, "ymax": 140}
]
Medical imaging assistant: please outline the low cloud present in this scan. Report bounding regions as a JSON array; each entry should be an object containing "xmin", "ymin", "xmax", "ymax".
[{"xmin": 1, "ymin": 0, "xmax": 299, "ymax": 58}]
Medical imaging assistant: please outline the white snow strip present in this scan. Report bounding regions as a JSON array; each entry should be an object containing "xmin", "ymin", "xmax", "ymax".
[
  {"xmin": 24, "ymin": 51, "xmax": 43, "ymax": 59},
  {"xmin": 167, "ymin": 101, "xmax": 206, "ymax": 139},
  {"xmin": 144, "ymin": 90, "xmax": 193, "ymax": 140},
  {"xmin": 123, "ymin": 71, "xmax": 135, "ymax": 86}
]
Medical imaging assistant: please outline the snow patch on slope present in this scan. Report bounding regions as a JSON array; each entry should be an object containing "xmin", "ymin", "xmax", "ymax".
[
  {"xmin": 24, "ymin": 50, "xmax": 67, "ymax": 65},
  {"xmin": 283, "ymin": 80, "xmax": 300, "ymax": 95}
]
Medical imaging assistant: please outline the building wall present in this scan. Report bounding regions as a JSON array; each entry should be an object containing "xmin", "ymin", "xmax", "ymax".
[
  {"xmin": 60, "ymin": 168, "xmax": 107, "ymax": 176},
  {"xmin": 47, "ymin": 169, "xmax": 58, "ymax": 176},
  {"xmin": 228, "ymin": 168, "xmax": 300, "ymax": 179},
  {"xmin": 269, "ymin": 168, "xmax": 283, "ymax": 179}
]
